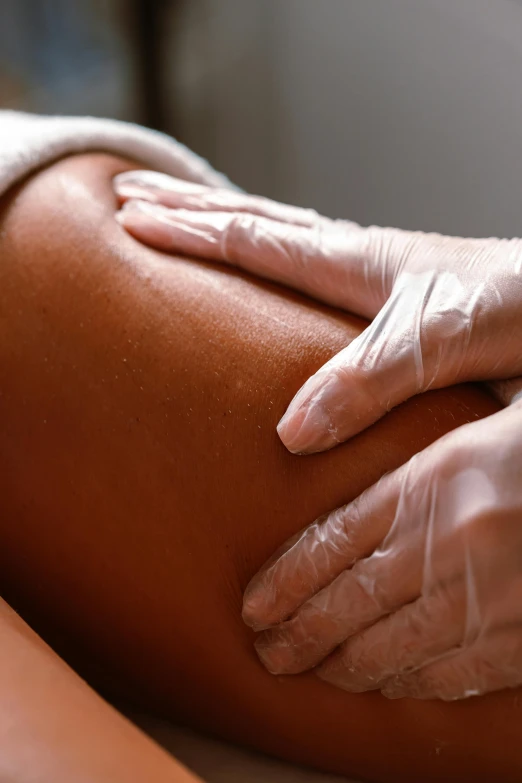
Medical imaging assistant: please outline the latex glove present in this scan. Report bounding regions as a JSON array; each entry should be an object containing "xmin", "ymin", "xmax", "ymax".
[
  {"xmin": 116, "ymin": 172, "xmax": 522, "ymax": 453},
  {"xmin": 241, "ymin": 401, "xmax": 522, "ymax": 701},
  {"xmin": 114, "ymin": 173, "xmax": 522, "ymax": 701},
  {"xmin": 115, "ymin": 171, "xmax": 522, "ymax": 420},
  {"xmin": 114, "ymin": 171, "xmax": 522, "ymax": 455}
]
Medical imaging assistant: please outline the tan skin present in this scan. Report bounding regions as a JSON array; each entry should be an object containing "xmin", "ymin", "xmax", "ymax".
[
  {"xmin": 0, "ymin": 598, "xmax": 200, "ymax": 783},
  {"xmin": 0, "ymin": 153, "xmax": 520, "ymax": 783}
]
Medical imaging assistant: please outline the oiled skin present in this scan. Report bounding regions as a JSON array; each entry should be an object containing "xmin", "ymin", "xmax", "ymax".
[{"xmin": 0, "ymin": 154, "xmax": 520, "ymax": 783}]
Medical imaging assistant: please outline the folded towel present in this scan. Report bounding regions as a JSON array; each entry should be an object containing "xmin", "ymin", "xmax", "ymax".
[{"xmin": 0, "ymin": 110, "xmax": 232, "ymax": 199}]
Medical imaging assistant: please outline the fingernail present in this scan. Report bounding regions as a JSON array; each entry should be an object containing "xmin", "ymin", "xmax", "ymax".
[
  {"xmin": 316, "ymin": 667, "xmax": 372, "ymax": 693},
  {"xmin": 277, "ymin": 406, "xmax": 328, "ymax": 454},
  {"xmin": 119, "ymin": 198, "xmax": 168, "ymax": 216},
  {"xmin": 116, "ymin": 200, "xmax": 172, "ymax": 228},
  {"xmin": 114, "ymin": 182, "xmax": 160, "ymax": 203},
  {"xmin": 276, "ymin": 369, "xmax": 346, "ymax": 454},
  {"xmin": 115, "ymin": 201, "xmax": 180, "ymax": 248},
  {"xmin": 242, "ymin": 586, "xmax": 272, "ymax": 632},
  {"xmin": 114, "ymin": 172, "xmax": 164, "ymax": 200},
  {"xmin": 381, "ymin": 680, "xmax": 408, "ymax": 700},
  {"xmin": 277, "ymin": 398, "xmax": 337, "ymax": 454},
  {"xmin": 254, "ymin": 632, "xmax": 296, "ymax": 675}
]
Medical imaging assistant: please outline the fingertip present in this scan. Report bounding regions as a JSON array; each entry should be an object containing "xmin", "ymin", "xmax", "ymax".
[
  {"xmin": 316, "ymin": 663, "xmax": 366, "ymax": 693},
  {"xmin": 118, "ymin": 197, "xmax": 166, "ymax": 216},
  {"xmin": 242, "ymin": 574, "xmax": 288, "ymax": 631},
  {"xmin": 380, "ymin": 686, "xmax": 407, "ymax": 700},
  {"xmin": 114, "ymin": 203, "xmax": 177, "ymax": 249},
  {"xmin": 242, "ymin": 590, "xmax": 273, "ymax": 632},
  {"xmin": 113, "ymin": 170, "xmax": 148, "ymax": 186},
  {"xmin": 114, "ymin": 208, "xmax": 148, "ymax": 234},
  {"xmin": 113, "ymin": 170, "xmax": 165, "ymax": 188},
  {"xmin": 276, "ymin": 406, "xmax": 308, "ymax": 454},
  {"xmin": 277, "ymin": 402, "xmax": 338, "ymax": 455},
  {"xmin": 114, "ymin": 170, "xmax": 209, "ymax": 196},
  {"xmin": 276, "ymin": 362, "xmax": 377, "ymax": 454},
  {"xmin": 115, "ymin": 205, "xmax": 143, "ymax": 230},
  {"xmin": 254, "ymin": 630, "xmax": 302, "ymax": 675},
  {"xmin": 113, "ymin": 182, "xmax": 160, "ymax": 204},
  {"xmin": 381, "ymin": 676, "xmax": 419, "ymax": 700}
]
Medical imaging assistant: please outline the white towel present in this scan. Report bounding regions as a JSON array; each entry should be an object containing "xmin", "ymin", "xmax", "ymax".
[
  {"xmin": 0, "ymin": 108, "xmax": 358, "ymax": 781},
  {"xmin": 0, "ymin": 110, "xmax": 233, "ymax": 200}
]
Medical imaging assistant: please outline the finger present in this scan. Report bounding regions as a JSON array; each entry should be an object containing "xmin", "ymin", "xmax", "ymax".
[
  {"xmin": 253, "ymin": 542, "xmax": 423, "ymax": 676},
  {"xmin": 116, "ymin": 200, "xmax": 408, "ymax": 319},
  {"xmin": 382, "ymin": 630, "xmax": 522, "ymax": 700},
  {"xmin": 117, "ymin": 197, "xmax": 522, "ymax": 453},
  {"xmin": 277, "ymin": 267, "xmax": 482, "ymax": 453},
  {"xmin": 487, "ymin": 376, "xmax": 522, "ymax": 407},
  {"xmin": 249, "ymin": 436, "xmax": 478, "ymax": 675},
  {"xmin": 114, "ymin": 170, "xmax": 324, "ymax": 227},
  {"xmin": 243, "ymin": 433, "xmax": 455, "ymax": 631},
  {"xmin": 116, "ymin": 201, "xmax": 372, "ymax": 314},
  {"xmin": 252, "ymin": 485, "xmax": 438, "ymax": 676},
  {"xmin": 316, "ymin": 584, "xmax": 465, "ymax": 692},
  {"xmin": 242, "ymin": 473, "xmax": 399, "ymax": 632}
]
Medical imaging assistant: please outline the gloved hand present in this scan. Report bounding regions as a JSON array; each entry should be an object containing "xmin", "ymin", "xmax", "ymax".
[
  {"xmin": 114, "ymin": 171, "xmax": 522, "ymax": 454},
  {"xmin": 241, "ymin": 401, "xmax": 522, "ymax": 701},
  {"xmin": 113, "ymin": 173, "xmax": 522, "ymax": 701}
]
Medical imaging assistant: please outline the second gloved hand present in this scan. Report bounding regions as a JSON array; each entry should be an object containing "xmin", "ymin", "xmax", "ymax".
[
  {"xmin": 114, "ymin": 171, "xmax": 522, "ymax": 454},
  {"xmin": 243, "ymin": 401, "xmax": 522, "ymax": 701}
]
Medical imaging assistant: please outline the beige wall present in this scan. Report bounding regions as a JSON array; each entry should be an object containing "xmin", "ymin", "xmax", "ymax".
[{"xmin": 172, "ymin": 0, "xmax": 522, "ymax": 238}]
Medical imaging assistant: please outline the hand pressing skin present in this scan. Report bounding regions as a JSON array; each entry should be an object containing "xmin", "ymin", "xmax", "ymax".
[
  {"xmin": 114, "ymin": 170, "xmax": 522, "ymax": 454},
  {"xmin": 242, "ymin": 402, "xmax": 522, "ymax": 701},
  {"xmin": 114, "ymin": 172, "xmax": 522, "ymax": 701}
]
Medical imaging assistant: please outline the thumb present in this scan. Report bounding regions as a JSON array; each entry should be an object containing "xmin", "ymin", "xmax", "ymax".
[
  {"xmin": 278, "ymin": 269, "xmax": 471, "ymax": 453},
  {"xmin": 487, "ymin": 377, "xmax": 522, "ymax": 407}
]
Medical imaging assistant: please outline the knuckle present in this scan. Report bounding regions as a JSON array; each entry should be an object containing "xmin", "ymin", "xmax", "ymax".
[
  {"xmin": 283, "ymin": 224, "xmax": 321, "ymax": 282},
  {"xmin": 366, "ymin": 226, "xmax": 420, "ymax": 281},
  {"xmin": 298, "ymin": 595, "xmax": 345, "ymax": 644},
  {"xmin": 221, "ymin": 213, "xmax": 255, "ymax": 262},
  {"xmin": 342, "ymin": 634, "xmax": 385, "ymax": 680},
  {"xmin": 333, "ymin": 480, "xmax": 396, "ymax": 564},
  {"xmin": 497, "ymin": 635, "xmax": 522, "ymax": 675},
  {"xmin": 321, "ymin": 499, "xmax": 372, "ymax": 568},
  {"xmin": 332, "ymin": 356, "xmax": 393, "ymax": 416},
  {"xmin": 417, "ymin": 435, "xmax": 468, "ymax": 488},
  {"xmin": 327, "ymin": 359, "xmax": 358, "ymax": 390},
  {"xmin": 351, "ymin": 557, "xmax": 394, "ymax": 614},
  {"xmin": 338, "ymin": 499, "xmax": 367, "ymax": 554}
]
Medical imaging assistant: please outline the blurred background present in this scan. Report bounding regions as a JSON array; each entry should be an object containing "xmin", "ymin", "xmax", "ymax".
[{"xmin": 2, "ymin": 0, "xmax": 522, "ymax": 237}]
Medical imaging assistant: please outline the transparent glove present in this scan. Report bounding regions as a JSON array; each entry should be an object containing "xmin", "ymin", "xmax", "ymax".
[
  {"xmin": 240, "ymin": 401, "xmax": 522, "ymax": 701},
  {"xmin": 113, "ymin": 172, "xmax": 522, "ymax": 700},
  {"xmin": 114, "ymin": 171, "xmax": 522, "ymax": 454}
]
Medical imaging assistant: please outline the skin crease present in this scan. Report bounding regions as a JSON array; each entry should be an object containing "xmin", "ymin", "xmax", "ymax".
[{"xmin": 0, "ymin": 154, "xmax": 520, "ymax": 783}]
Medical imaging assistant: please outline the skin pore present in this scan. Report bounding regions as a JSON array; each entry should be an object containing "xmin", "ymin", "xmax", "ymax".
[{"xmin": 0, "ymin": 153, "xmax": 520, "ymax": 783}]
